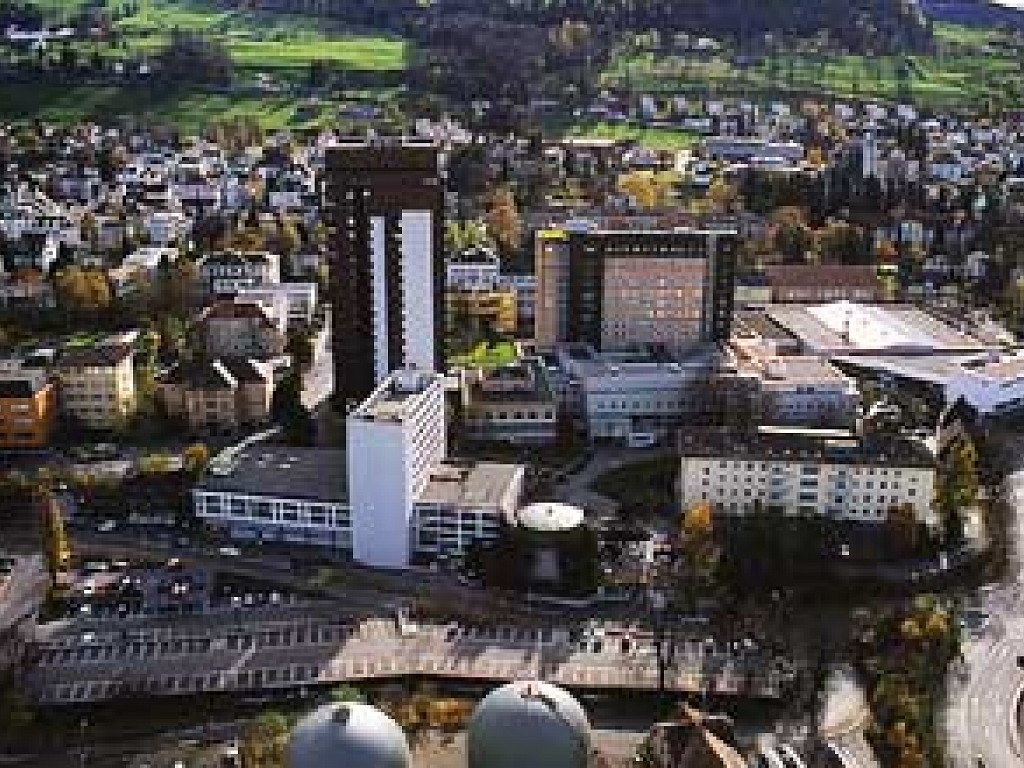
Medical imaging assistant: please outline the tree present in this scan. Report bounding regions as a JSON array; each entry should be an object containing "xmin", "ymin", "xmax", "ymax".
[
  {"xmin": 182, "ymin": 443, "xmax": 210, "ymax": 476},
  {"xmin": 276, "ymin": 220, "xmax": 301, "ymax": 257},
  {"xmin": 817, "ymin": 221, "xmax": 868, "ymax": 264},
  {"xmin": 54, "ymin": 266, "xmax": 111, "ymax": 318},
  {"xmin": 618, "ymin": 171, "xmax": 659, "ymax": 209},
  {"xmin": 484, "ymin": 184, "xmax": 522, "ymax": 254},
  {"xmin": 41, "ymin": 492, "xmax": 70, "ymax": 579},
  {"xmin": 271, "ymin": 372, "xmax": 315, "ymax": 446},
  {"xmin": 240, "ymin": 711, "xmax": 290, "ymax": 768},
  {"xmin": 707, "ymin": 177, "xmax": 738, "ymax": 213},
  {"xmin": 936, "ymin": 436, "xmax": 979, "ymax": 522},
  {"xmin": 285, "ymin": 324, "xmax": 315, "ymax": 373},
  {"xmin": 885, "ymin": 503, "xmax": 920, "ymax": 557},
  {"xmin": 673, "ymin": 502, "xmax": 720, "ymax": 607},
  {"xmin": 329, "ymin": 684, "xmax": 366, "ymax": 704},
  {"xmin": 137, "ymin": 452, "xmax": 173, "ymax": 474}
]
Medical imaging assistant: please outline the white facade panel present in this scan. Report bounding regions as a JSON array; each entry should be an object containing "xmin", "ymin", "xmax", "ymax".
[
  {"xmin": 370, "ymin": 216, "xmax": 389, "ymax": 383},
  {"xmin": 348, "ymin": 418, "xmax": 412, "ymax": 568},
  {"xmin": 400, "ymin": 210, "xmax": 436, "ymax": 372}
]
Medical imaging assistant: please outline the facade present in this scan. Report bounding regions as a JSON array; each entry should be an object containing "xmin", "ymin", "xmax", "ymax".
[
  {"xmin": 194, "ymin": 448, "xmax": 352, "ymax": 550},
  {"xmin": 678, "ymin": 427, "xmax": 937, "ymax": 525},
  {"xmin": 460, "ymin": 359, "xmax": 558, "ymax": 445},
  {"xmin": 235, "ymin": 283, "xmax": 318, "ymax": 327},
  {"xmin": 535, "ymin": 225, "xmax": 738, "ymax": 356},
  {"xmin": 198, "ymin": 252, "xmax": 281, "ymax": 296},
  {"xmin": 0, "ymin": 368, "xmax": 56, "ymax": 449},
  {"xmin": 160, "ymin": 358, "xmax": 273, "ymax": 433},
  {"xmin": 195, "ymin": 301, "xmax": 286, "ymax": 360},
  {"xmin": 56, "ymin": 344, "xmax": 136, "ymax": 430},
  {"xmin": 553, "ymin": 344, "xmax": 720, "ymax": 442},
  {"xmin": 761, "ymin": 265, "xmax": 883, "ymax": 303},
  {"xmin": 446, "ymin": 245, "xmax": 501, "ymax": 289},
  {"xmin": 445, "ymin": 287, "xmax": 518, "ymax": 339},
  {"xmin": 346, "ymin": 370, "xmax": 448, "ymax": 568},
  {"xmin": 412, "ymin": 461, "xmax": 525, "ymax": 558},
  {"xmin": 752, "ymin": 356, "xmax": 862, "ymax": 427},
  {"xmin": 324, "ymin": 141, "xmax": 444, "ymax": 406}
]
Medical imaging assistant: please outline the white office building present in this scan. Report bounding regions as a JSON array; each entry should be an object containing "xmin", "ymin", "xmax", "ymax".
[
  {"xmin": 195, "ymin": 369, "xmax": 524, "ymax": 568},
  {"xmin": 347, "ymin": 369, "xmax": 448, "ymax": 568}
]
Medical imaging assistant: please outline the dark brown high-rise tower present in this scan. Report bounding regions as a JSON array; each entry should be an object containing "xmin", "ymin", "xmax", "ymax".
[{"xmin": 323, "ymin": 141, "xmax": 445, "ymax": 408}]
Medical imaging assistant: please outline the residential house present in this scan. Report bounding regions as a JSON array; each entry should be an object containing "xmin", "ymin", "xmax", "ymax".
[
  {"xmin": 198, "ymin": 251, "xmax": 281, "ymax": 297},
  {"xmin": 194, "ymin": 301, "xmax": 286, "ymax": 360},
  {"xmin": 0, "ymin": 367, "xmax": 56, "ymax": 449},
  {"xmin": 160, "ymin": 358, "xmax": 273, "ymax": 433}
]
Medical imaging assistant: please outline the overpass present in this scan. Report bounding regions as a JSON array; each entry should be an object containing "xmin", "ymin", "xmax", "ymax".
[{"xmin": 26, "ymin": 608, "xmax": 796, "ymax": 705}]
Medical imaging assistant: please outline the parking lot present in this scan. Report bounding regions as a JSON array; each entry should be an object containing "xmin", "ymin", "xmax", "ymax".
[{"xmin": 28, "ymin": 612, "xmax": 798, "ymax": 705}]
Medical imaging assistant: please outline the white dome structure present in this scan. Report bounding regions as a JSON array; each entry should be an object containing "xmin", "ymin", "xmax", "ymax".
[
  {"xmin": 467, "ymin": 680, "xmax": 591, "ymax": 768},
  {"xmin": 288, "ymin": 702, "xmax": 412, "ymax": 768},
  {"xmin": 515, "ymin": 502, "xmax": 585, "ymax": 533}
]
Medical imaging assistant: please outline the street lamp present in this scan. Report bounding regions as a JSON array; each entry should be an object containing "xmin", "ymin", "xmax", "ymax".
[{"xmin": 649, "ymin": 588, "xmax": 669, "ymax": 700}]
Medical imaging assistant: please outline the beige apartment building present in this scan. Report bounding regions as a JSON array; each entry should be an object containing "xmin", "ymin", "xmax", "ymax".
[
  {"xmin": 679, "ymin": 426, "xmax": 937, "ymax": 526},
  {"xmin": 160, "ymin": 358, "xmax": 272, "ymax": 433},
  {"xmin": 56, "ymin": 344, "xmax": 136, "ymax": 430}
]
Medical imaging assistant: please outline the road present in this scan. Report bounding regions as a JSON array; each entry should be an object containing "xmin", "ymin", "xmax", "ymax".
[
  {"xmin": 0, "ymin": 554, "xmax": 48, "ymax": 631},
  {"xmin": 945, "ymin": 459, "xmax": 1024, "ymax": 768}
]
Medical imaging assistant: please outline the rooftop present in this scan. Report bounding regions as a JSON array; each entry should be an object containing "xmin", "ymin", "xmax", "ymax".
[
  {"xmin": 58, "ymin": 343, "xmax": 132, "ymax": 369},
  {"xmin": 764, "ymin": 302, "xmax": 987, "ymax": 354},
  {"xmin": 415, "ymin": 461, "xmax": 521, "ymax": 508},
  {"xmin": 350, "ymin": 370, "xmax": 441, "ymax": 424},
  {"xmin": 755, "ymin": 356, "xmax": 857, "ymax": 392},
  {"xmin": 678, "ymin": 426, "xmax": 934, "ymax": 468},
  {"xmin": 468, "ymin": 359, "xmax": 555, "ymax": 404},
  {"xmin": 197, "ymin": 447, "xmax": 347, "ymax": 503},
  {"xmin": 0, "ymin": 376, "xmax": 47, "ymax": 398}
]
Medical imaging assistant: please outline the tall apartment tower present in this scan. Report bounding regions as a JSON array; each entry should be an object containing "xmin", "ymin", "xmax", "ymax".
[
  {"xmin": 346, "ymin": 369, "xmax": 447, "ymax": 569},
  {"xmin": 324, "ymin": 141, "xmax": 445, "ymax": 407},
  {"xmin": 535, "ymin": 224, "xmax": 738, "ymax": 355}
]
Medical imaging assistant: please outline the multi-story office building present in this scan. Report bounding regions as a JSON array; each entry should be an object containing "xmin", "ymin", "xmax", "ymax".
[
  {"xmin": 460, "ymin": 359, "xmax": 558, "ymax": 445},
  {"xmin": 678, "ymin": 427, "xmax": 936, "ymax": 525},
  {"xmin": 0, "ymin": 367, "xmax": 56, "ymax": 449},
  {"xmin": 324, "ymin": 141, "xmax": 444, "ymax": 407},
  {"xmin": 347, "ymin": 369, "xmax": 448, "ymax": 568},
  {"xmin": 193, "ymin": 448, "xmax": 352, "ymax": 549},
  {"xmin": 195, "ymin": 369, "xmax": 523, "ymax": 565},
  {"xmin": 56, "ymin": 344, "xmax": 136, "ymax": 431},
  {"xmin": 535, "ymin": 224, "xmax": 738, "ymax": 356},
  {"xmin": 412, "ymin": 461, "xmax": 525, "ymax": 558}
]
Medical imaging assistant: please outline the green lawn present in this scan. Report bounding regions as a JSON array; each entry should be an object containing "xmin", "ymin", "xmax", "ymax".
[
  {"xmin": 20, "ymin": 0, "xmax": 411, "ymax": 73},
  {"xmin": 0, "ymin": 84, "xmax": 348, "ymax": 131},
  {"xmin": 563, "ymin": 121, "xmax": 701, "ymax": 150},
  {"xmin": 448, "ymin": 340, "xmax": 519, "ymax": 369},
  {"xmin": 601, "ymin": 24, "xmax": 1024, "ymax": 110}
]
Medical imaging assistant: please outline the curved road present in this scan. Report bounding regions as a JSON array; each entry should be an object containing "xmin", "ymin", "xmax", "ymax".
[{"xmin": 946, "ymin": 460, "xmax": 1024, "ymax": 768}]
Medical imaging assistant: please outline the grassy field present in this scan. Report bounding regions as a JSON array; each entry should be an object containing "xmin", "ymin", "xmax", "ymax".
[
  {"xmin": 0, "ymin": 83, "xmax": 389, "ymax": 131},
  {"xmin": 601, "ymin": 23, "xmax": 1024, "ymax": 109},
  {"xmin": 21, "ymin": 0, "xmax": 410, "ymax": 73},
  {"xmin": 562, "ymin": 121, "xmax": 701, "ymax": 150},
  {"xmin": 448, "ymin": 340, "xmax": 519, "ymax": 369}
]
